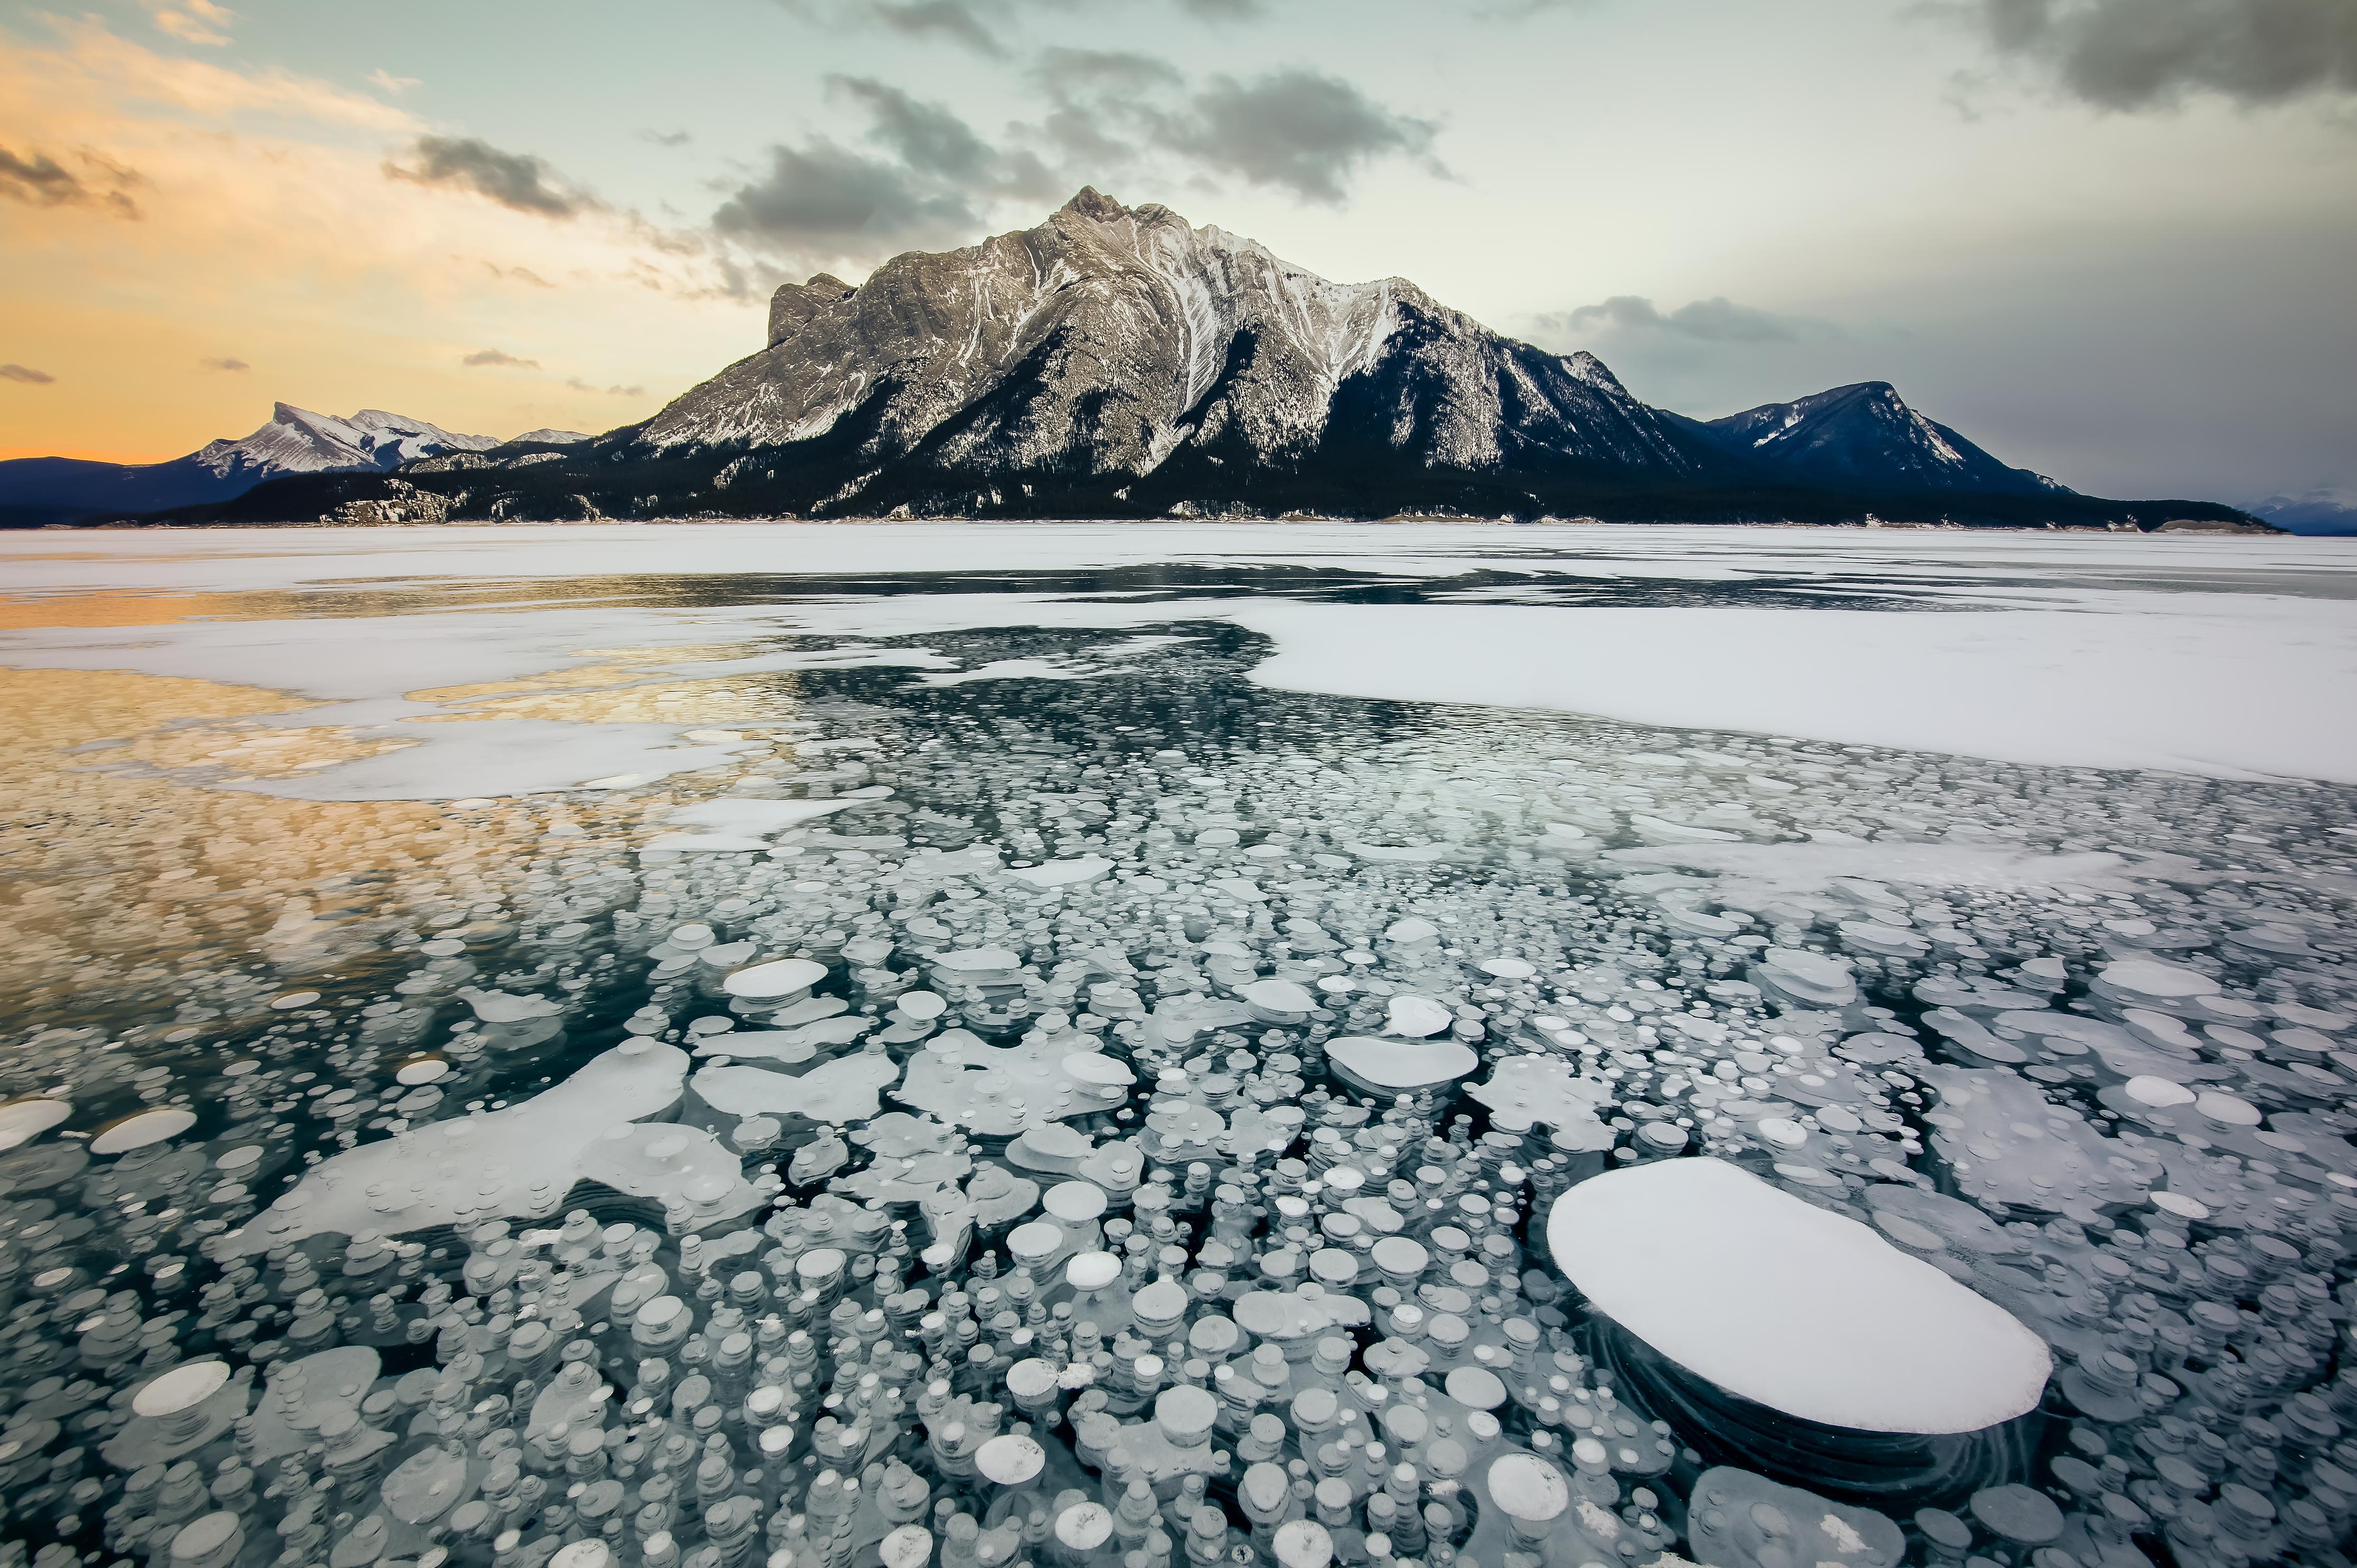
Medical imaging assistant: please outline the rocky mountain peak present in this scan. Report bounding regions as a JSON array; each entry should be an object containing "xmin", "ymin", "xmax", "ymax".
[{"xmin": 1059, "ymin": 186, "xmax": 1131, "ymax": 223}]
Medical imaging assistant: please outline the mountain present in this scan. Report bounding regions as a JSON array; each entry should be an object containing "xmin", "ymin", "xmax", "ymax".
[
  {"xmin": 0, "ymin": 403, "xmax": 502, "ymax": 527},
  {"xmin": 1663, "ymin": 382, "xmax": 2068, "ymax": 497},
  {"xmin": 2249, "ymin": 485, "xmax": 2357, "ymax": 537},
  {"xmin": 116, "ymin": 190, "xmax": 2264, "ymax": 531},
  {"xmin": 624, "ymin": 185, "xmax": 1713, "ymax": 519}
]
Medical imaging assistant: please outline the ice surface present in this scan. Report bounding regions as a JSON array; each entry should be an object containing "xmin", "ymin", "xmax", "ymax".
[
  {"xmin": 1, "ymin": 521, "xmax": 2351, "ymax": 1568},
  {"xmin": 1547, "ymin": 1158, "xmax": 2051, "ymax": 1433},
  {"xmin": 4, "ymin": 525, "xmax": 2354, "ymax": 790}
]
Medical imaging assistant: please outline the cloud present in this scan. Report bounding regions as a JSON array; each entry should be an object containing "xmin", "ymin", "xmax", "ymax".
[
  {"xmin": 463, "ymin": 348, "xmax": 541, "ymax": 368},
  {"xmin": 711, "ymin": 77, "xmax": 1056, "ymax": 261},
  {"xmin": 367, "ymin": 68, "xmax": 421, "ymax": 95},
  {"xmin": 774, "ymin": 0, "xmax": 1274, "ymax": 57},
  {"xmin": 1, "ymin": 364, "xmax": 56, "ymax": 385},
  {"xmin": 199, "ymin": 355, "xmax": 248, "ymax": 371},
  {"xmin": 1167, "ymin": 70, "xmax": 1442, "ymax": 204},
  {"xmin": 143, "ymin": 0, "xmax": 235, "ymax": 47},
  {"xmin": 1538, "ymin": 295, "xmax": 1839, "ymax": 345},
  {"xmin": 874, "ymin": 0, "xmax": 1008, "ymax": 56},
  {"xmin": 639, "ymin": 128, "xmax": 693, "ymax": 148},
  {"xmin": 480, "ymin": 260, "xmax": 554, "ymax": 287},
  {"xmin": 568, "ymin": 377, "xmax": 648, "ymax": 396},
  {"xmin": 1942, "ymin": 0, "xmax": 2357, "ymax": 110},
  {"xmin": 1023, "ymin": 55, "xmax": 1442, "ymax": 205},
  {"xmin": 386, "ymin": 134, "xmax": 596, "ymax": 219},
  {"xmin": 0, "ymin": 145, "xmax": 143, "ymax": 218}
]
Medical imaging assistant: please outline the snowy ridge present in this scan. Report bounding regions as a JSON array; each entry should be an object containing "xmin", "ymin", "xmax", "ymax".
[{"xmin": 190, "ymin": 403, "xmax": 500, "ymax": 481}]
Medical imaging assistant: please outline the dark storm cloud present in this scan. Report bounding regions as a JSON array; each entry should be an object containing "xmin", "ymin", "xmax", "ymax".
[
  {"xmin": 1541, "ymin": 295, "xmax": 1839, "ymax": 345},
  {"xmin": 1025, "ymin": 55, "xmax": 1440, "ymax": 205},
  {"xmin": 200, "ymin": 356, "xmax": 250, "ymax": 372},
  {"xmin": 1951, "ymin": 0, "xmax": 2357, "ymax": 109},
  {"xmin": 387, "ymin": 135, "xmax": 597, "ymax": 219},
  {"xmin": 0, "ymin": 364, "xmax": 56, "ymax": 385},
  {"xmin": 0, "ymin": 145, "xmax": 142, "ymax": 218},
  {"xmin": 712, "ymin": 77, "xmax": 1056, "ymax": 259},
  {"xmin": 1166, "ymin": 70, "xmax": 1442, "ymax": 204},
  {"xmin": 463, "ymin": 348, "xmax": 542, "ymax": 368}
]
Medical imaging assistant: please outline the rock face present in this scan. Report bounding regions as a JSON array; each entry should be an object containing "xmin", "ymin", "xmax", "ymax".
[
  {"xmin": 0, "ymin": 403, "xmax": 500, "ymax": 526},
  {"xmin": 1662, "ymin": 381, "xmax": 2068, "ymax": 497},
  {"xmin": 637, "ymin": 187, "xmax": 1710, "ymax": 514}
]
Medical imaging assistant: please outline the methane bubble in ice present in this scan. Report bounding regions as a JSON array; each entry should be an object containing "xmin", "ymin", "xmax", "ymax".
[{"xmin": 1548, "ymin": 1158, "xmax": 2052, "ymax": 1432}]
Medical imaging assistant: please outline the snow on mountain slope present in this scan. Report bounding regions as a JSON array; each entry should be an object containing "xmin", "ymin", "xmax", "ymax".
[
  {"xmin": 190, "ymin": 404, "xmax": 500, "ymax": 481},
  {"xmin": 1670, "ymin": 382, "xmax": 2069, "ymax": 497}
]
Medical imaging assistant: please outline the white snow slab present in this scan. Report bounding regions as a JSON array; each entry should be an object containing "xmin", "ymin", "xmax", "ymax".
[
  {"xmin": 229, "ymin": 1038, "xmax": 689, "ymax": 1251},
  {"xmin": 665, "ymin": 799, "xmax": 853, "ymax": 836},
  {"xmin": 1601, "ymin": 841, "xmax": 2135, "ymax": 897},
  {"xmin": 1224, "ymin": 598, "xmax": 2357, "ymax": 783},
  {"xmin": 1007, "ymin": 855, "xmax": 1115, "ymax": 888},
  {"xmin": 1546, "ymin": 1157, "xmax": 2050, "ymax": 1434}
]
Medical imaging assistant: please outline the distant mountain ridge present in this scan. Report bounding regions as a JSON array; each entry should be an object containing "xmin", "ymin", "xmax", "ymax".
[
  {"xmin": 21, "ymin": 190, "xmax": 2264, "ymax": 530},
  {"xmin": 2248, "ymin": 485, "xmax": 2357, "ymax": 537},
  {"xmin": 0, "ymin": 404, "xmax": 582, "ymax": 527},
  {"xmin": 1664, "ymin": 382, "xmax": 2068, "ymax": 498}
]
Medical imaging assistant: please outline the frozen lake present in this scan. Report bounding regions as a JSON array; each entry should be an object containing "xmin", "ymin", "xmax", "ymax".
[{"xmin": 0, "ymin": 521, "xmax": 2352, "ymax": 1568}]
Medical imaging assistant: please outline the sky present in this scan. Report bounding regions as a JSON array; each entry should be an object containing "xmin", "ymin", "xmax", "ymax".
[{"xmin": 0, "ymin": 0, "xmax": 2351, "ymax": 505}]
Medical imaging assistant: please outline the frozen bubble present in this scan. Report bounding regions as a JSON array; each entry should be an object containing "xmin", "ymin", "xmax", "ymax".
[
  {"xmin": 1486, "ymin": 1452, "xmax": 1569, "ymax": 1522},
  {"xmin": 1273, "ymin": 1520, "xmax": 1335, "ymax": 1568},
  {"xmin": 723, "ymin": 958, "xmax": 828, "ymax": 999},
  {"xmin": 977, "ymin": 1432, "xmax": 1046, "ymax": 1486},
  {"xmin": 0, "ymin": 1096, "xmax": 71, "ymax": 1150},
  {"xmin": 1327, "ymin": 1035, "xmax": 1477, "ymax": 1095},
  {"xmin": 1008, "ymin": 855, "xmax": 1114, "ymax": 887},
  {"xmin": 1067, "ymin": 1250, "xmax": 1122, "ymax": 1291},
  {"xmin": 1240, "ymin": 977, "xmax": 1318, "ymax": 1015},
  {"xmin": 456, "ymin": 987, "xmax": 561, "ymax": 1023},
  {"xmin": 268, "ymin": 991, "xmax": 319, "ymax": 1011},
  {"xmin": 2152, "ymin": 1191, "xmax": 2212, "ymax": 1221},
  {"xmin": 1386, "ymin": 994, "xmax": 1456, "ymax": 1038},
  {"xmin": 880, "ymin": 1527, "xmax": 933, "ymax": 1568},
  {"xmin": 131, "ymin": 1358, "xmax": 231, "ymax": 1417},
  {"xmin": 898, "ymin": 989, "xmax": 948, "ymax": 1020},
  {"xmin": 2097, "ymin": 958, "xmax": 2218, "ymax": 1001},
  {"xmin": 1548, "ymin": 1157, "xmax": 2050, "ymax": 1433},
  {"xmin": 92, "ymin": 1105, "xmax": 198, "ymax": 1154},
  {"xmin": 1479, "ymin": 957, "xmax": 1536, "ymax": 979},
  {"xmin": 1045, "ymin": 1180, "xmax": 1107, "ymax": 1222},
  {"xmin": 2195, "ymin": 1089, "xmax": 2261, "ymax": 1126},
  {"xmin": 395, "ymin": 1057, "xmax": 452, "ymax": 1086},
  {"xmin": 2125, "ymin": 1075, "xmax": 2195, "ymax": 1107}
]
